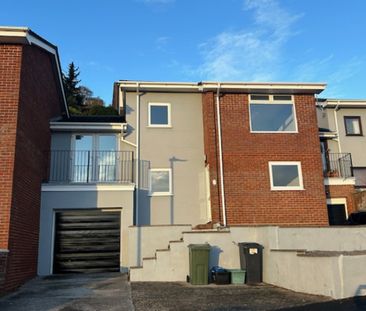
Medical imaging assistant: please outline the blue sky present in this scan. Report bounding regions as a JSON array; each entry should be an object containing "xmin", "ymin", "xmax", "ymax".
[{"xmin": 1, "ymin": 0, "xmax": 366, "ymax": 104}]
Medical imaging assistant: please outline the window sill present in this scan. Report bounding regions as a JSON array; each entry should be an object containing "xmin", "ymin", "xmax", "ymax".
[
  {"xmin": 147, "ymin": 125, "xmax": 173, "ymax": 129},
  {"xmin": 148, "ymin": 193, "xmax": 173, "ymax": 197},
  {"xmin": 250, "ymin": 131, "xmax": 298, "ymax": 134},
  {"xmin": 345, "ymin": 134, "xmax": 363, "ymax": 137},
  {"xmin": 270, "ymin": 187, "xmax": 305, "ymax": 191}
]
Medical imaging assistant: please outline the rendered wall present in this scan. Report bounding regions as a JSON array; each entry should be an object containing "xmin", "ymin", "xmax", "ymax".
[
  {"xmin": 38, "ymin": 188, "xmax": 134, "ymax": 275},
  {"xmin": 317, "ymin": 106, "xmax": 366, "ymax": 167},
  {"xmin": 124, "ymin": 92, "xmax": 209, "ymax": 226},
  {"xmin": 129, "ymin": 225, "xmax": 366, "ymax": 299}
]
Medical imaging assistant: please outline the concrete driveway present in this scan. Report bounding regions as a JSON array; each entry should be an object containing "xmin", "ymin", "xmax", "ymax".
[
  {"xmin": 0, "ymin": 273, "xmax": 133, "ymax": 311},
  {"xmin": 1, "ymin": 274, "xmax": 366, "ymax": 310}
]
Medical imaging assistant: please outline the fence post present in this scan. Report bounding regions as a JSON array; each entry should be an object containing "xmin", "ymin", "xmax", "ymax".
[{"xmin": 86, "ymin": 150, "xmax": 90, "ymax": 183}]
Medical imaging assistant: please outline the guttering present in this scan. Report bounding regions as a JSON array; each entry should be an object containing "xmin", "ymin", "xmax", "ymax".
[
  {"xmin": 135, "ymin": 83, "xmax": 140, "ymax": 225},
  {"xmin": 50, "ymin": 122, "xmax": 125, "ymax": 132},
  {"xmin": 215, "ymin": 83, "xmax": 227, "ymax": 227},
  {"xmin": 319, "ymin": 99, "xmax": 366, "ymax": 109},
  {"xmin": 0, "ymin": 27, "xmax": 69, "ymax": 118},
  {"xmin": 116, "ymin": 81, "xmax": 326, "ymax": 94}
]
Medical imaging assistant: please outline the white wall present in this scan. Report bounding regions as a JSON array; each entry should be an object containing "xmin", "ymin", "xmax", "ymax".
[
  {"xmin": 128, "ymin": 225, "xmax": 191, "ymax": 266},
  {"xmin": 129, "ymin": 225, "xmax": 366, "ymax": 299}
]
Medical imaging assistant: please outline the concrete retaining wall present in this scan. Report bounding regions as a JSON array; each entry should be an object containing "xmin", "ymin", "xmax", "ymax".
[{"xmin": 128, "ymin": 226, "xmax": 366, "ymax": 299}]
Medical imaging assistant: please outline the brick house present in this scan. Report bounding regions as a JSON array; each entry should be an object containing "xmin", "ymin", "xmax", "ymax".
[{"xmin": 0, "ymin": 27, "xmax": 68, "ymax": 293}]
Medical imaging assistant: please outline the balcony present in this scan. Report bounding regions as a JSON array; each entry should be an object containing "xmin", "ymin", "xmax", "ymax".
[
  {"xmin": 323, "ymin": 153, "xmax": 353, "ymax": 179},
  {"xmin": 47, "ymin": 150, "xmax": 134, "ymax": 184}
]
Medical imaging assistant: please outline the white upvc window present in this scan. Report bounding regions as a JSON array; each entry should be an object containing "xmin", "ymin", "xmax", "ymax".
[
  {"xmin": 148, "ymin": 103, "xmax": 171, "ymax": 127},
  {"xmin": 269, "ymin": 161, "xmax": 304, "ymax": 191},
  {"xmin": 149, "ymin": 168, "xmax": 172, "ymax": 196},
  {"xmin": 249, "ymin": 94, "xmax": 298, "ymax": 133}
]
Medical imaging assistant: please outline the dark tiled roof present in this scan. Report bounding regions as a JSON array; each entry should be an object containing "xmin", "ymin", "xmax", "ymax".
[{"xmin": 61, "ymin": 115, "xmax": 125, "ymax": 123}]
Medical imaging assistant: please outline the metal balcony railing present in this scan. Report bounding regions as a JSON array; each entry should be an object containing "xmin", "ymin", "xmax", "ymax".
[
  {"xmin": 47, "ymin": 150, "xmax": 134, "ymax": 183},
  {"xmin": 323, "ymin": 153, "xmax": 353, "ymax": 179}
]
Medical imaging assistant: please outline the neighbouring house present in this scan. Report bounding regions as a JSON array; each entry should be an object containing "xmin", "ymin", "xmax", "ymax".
[
  {"xmin": 0, "ymin": 27, "xmax": 68, "ymax": 293},
  {"xmin": 316, "ymin": 99, "xmax": 362, "ymax": 223}
]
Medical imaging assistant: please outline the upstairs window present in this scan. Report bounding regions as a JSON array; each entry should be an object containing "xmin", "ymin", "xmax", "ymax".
[
  {"xmin": 344, "ymin": 116, "xmax": 362, "ymax": 136},
  {"xmin": 249, "ymin": 95, "xmax": 297, "ymax": 132},
  {"xmin": 148, "ymin": 103, "xmax": 171, "ymax": 127}
]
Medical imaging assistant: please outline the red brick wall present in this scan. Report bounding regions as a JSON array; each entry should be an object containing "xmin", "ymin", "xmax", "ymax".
[
  {"xmin": 325, "ymin": 184, "xmax": 356, "ymax": 216},
  {"xmin": 202, "ymin": 92, "xmax": 328, "ymax": 226},
  {"xmin": 1, "ymin": 44, "xmax": 64, "ymax": 292},
  {"xmin": 0, "ymin": 45, "xmax": 22, "ymax": 250},
  {"xmin": 0, "ymin": 251, "xmax": 8, "ymax": 288}
]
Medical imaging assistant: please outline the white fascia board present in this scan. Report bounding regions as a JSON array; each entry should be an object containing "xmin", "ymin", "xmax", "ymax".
[
  {"xmin": 320, "ymin": 99, "xmax": 366, "ymax": 108},
  {"xmin": 319, "ymin": 132, "xmax": 337, "ymax": 138},
  {"xmin": 0, "ymin": 27, "xmax": 69, "ymax": 118},
  {"xmin": 202, "ymin": 81, "xmax": 326, "ymax": 94},
  {"xmin": 42, "ymin": 183, "xmax": 135, "ymax": 192},
  {"xmin": 117, "ymin": 81, "xmax": 326, "ymax": 94},
  {"xmin": 50, "ymin": 122, "xmax": 125, "ymax": 132},
  {"xmin": 324, "ymin": 177, "xmax": 356, "ymax": 186}
]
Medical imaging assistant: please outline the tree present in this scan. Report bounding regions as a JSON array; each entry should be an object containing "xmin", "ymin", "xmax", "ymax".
[
  {"xmin": 62, "ymin": 62, "xmax": 84, "ymax": 110},
  {"xmin": 85, "ymin": 105, "xmax": 119, "ymax": 116},
  {"xmin": 62, "ymin": 62, "xmax": 118, "ymax": 116}
]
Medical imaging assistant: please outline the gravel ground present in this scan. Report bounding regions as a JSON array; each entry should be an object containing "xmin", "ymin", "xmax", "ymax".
[{"xmin": 131, "ymin": 282, "xmax": 331, "ymax": 311}]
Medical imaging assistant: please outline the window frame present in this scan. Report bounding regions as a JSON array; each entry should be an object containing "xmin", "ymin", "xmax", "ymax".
[
  {"xmin": 148, "ymin": 168, "xmax": 172, "ymax": 196},
  {"xmin": 70, "ymin": 134, "xmax": 119, "ymax": 183},
  {"xmin": 249, "ymin": 94, "xmax": 298, "ymax": 133},
  {"xmin": 344, "ymin": 116, "xmax": 363, "ymax": 136},
  {"xmin": 148, "ymin": 102, "xmax": 171, "ymax": 128},
  {"xmin": 268, "ymin": 161, "xmax": 304, "ymax": 191}
]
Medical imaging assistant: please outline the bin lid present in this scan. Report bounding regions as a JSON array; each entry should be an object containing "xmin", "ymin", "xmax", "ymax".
[
  {"xmin": 187, "ymin": 243, "xmax": 211, "ymax": 250},
  {"xmin": 238, "ymin": 242, "xmax": 264, "ymax": 249}
]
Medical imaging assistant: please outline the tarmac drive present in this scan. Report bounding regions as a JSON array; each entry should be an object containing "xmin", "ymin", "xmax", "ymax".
[{"xmin": 0, "ymin": 273, "xmax": 366, "ymax": 311}]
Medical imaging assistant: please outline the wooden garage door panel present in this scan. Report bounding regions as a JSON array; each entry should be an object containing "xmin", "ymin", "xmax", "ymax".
[{"xmin": 54, "ymin": 210, "xmax": 121, "ymax": 274}]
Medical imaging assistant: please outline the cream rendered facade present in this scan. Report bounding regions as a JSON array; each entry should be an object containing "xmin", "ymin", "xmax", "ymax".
[
  {"xmin": 317, "ymin": 99, "xmax": 366, "ymax": 187},
  {"xmin": 122, "ymin": 90, "xmax": 210, "ymax": 226}
]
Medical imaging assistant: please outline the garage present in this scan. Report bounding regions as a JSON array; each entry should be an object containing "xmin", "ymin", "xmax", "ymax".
[{"xmin": 53, "ymin": 210, "xmax": 121, "ymax": 273}]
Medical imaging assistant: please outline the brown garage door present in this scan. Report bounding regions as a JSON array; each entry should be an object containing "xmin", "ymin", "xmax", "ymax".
[{"xmin": 53, "ymin": 210, "xmax": 120, "ymax": 273}]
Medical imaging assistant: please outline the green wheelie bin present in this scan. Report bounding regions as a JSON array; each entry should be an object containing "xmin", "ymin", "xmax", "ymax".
[{"xmin": 187, "ymin": 244, "xmax": 211, "ymax": 285}]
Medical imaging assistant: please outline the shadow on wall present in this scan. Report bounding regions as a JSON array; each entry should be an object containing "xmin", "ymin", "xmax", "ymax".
[
  {"xmin": 209, "ymin": 246, "xmax": 223, "ymax": 268},
  {"xmin": 137, "ymin": 160, "xmax": 151, "ymax": 225},
  {"xmin": 169, "ymin": 156, "xmax": 187, "ymax": 225},
  {"xmin": 136, "ymin": 157, "xmax": 187, "ymax": 225}
]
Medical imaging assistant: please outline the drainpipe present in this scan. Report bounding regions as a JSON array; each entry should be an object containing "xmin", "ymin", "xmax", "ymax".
[
  {"xmin": 215, "ymin": 83, "xmax": 227, "ymax": 227},
  {"xmin": 135, "ymin": 83, "xmax": 140, "ymax": 225},
  {"xmin": 334, "ymin": 101, "xmax": 342, "ymax": 153}
]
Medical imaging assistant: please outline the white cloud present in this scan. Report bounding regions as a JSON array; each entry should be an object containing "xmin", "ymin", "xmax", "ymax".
[
  {"xmin": 292, "ymin": 56, "xmax": 364, "ymax": 98},
  {"xmin": 194, "ymin": 0, "xmax": 301, "ymax": 81}
]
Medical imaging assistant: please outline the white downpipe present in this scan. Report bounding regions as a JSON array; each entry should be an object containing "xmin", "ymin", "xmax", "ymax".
[
  {"xmin": 135, "ymin": 83, "xmax": 140, "ymax": 225},
  {"xmin": 215, "ymin": 83, "xmax": 227, "ymax": 227},
  {"xmin": 334, "ymin": 101, "xmax": 342, "ymax": 153}
]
